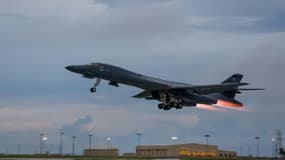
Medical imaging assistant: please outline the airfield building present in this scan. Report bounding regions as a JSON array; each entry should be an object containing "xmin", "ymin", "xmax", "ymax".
[
  {"xmin": 136, "ymin": 143, "xmax": 237, "ymax": 158},
  {"xmin": 84, "ymin": 147, "xmax": 119, "ymax": 157}
]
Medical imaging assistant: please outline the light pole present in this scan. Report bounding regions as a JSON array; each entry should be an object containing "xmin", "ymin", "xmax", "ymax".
[
  {"xmin": 275, "ymin": 142, "xmax": 278, "ymax": 158},
  {"xmin": 42, "ymin": 136, "xmax": 48, "ymax": 154},
  {"xmin": 18, "ymin": 144, "xmax": 21, "ymax": 155},
  {"xmin": 60, "ymin": 132, "xmax": 64, "ymax": 155},
  {"xmin": 271, "ymin": 138, "xmax": 275, "ymax": 158},
  {"xmin": 50, "ymin": 144, "xmax": 53, "ymax": 154},
  {"xmin": 106, "ymin": 137, "xmax": 111, "ymax": 149},
  {"xmin": 40, "ymin": 133, "xmax": 44, "ymax": 154},
  {"xmin": 88, "ymin": 134, "xmax": 92, "ymax": 150},
  {"xmin": 106, "ymin": 137, "xmax": 112, "ymax": 156},
  {"xmin": 171, "ymin": 136, "xmax": 178, "ymax": 157},
  {"xmin": 204, "ymin": 134, "xmax": 210, "ymax": 155},
  {"xmin": 255, "ymin": 136, "xmax": 260, "ymax": 158},
  {"xmin": 136, "ymin": 133, "xmax": 142, "ymax": 146},
  {"xmin": 72, "ymin": 136, "xmax": 76, "ymax": 155}
]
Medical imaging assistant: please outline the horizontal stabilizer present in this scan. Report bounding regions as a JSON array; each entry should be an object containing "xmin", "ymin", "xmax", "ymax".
[
  {"xmin": 169, "ymin": 82, "xmax": 249, "ymax": 94},
  {"xmin": 237, "ymin": 88, "xmax": 265, "ymax": 91}
]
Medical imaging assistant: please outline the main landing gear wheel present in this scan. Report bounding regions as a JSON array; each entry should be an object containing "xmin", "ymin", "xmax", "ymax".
[
  {"xmin": 175, "ymin": 103, "xmax": 183, "ymax": 109},
  {"xmin": 157, "ymin": 103, "xmax": 171, "ymax": 110},
  {"xmin": 158, "ymin": 103, "xmax": 165, "ymax": 109},
  {"xmin": 90, "ymin": 88, "xmax": 96, "ymax": 93},
  {"xmin": 163, "ymin": 106, "xmax": 171, "ymax": 110},
  {"xmin": 170, "ymin": 102, "xmax": 178, "ymax": 108}
]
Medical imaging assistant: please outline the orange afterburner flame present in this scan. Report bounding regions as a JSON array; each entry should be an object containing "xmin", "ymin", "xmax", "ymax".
[
  {"xmin": 214, "ymin": 99, "xmax": 248, "ymax": 111},
  {"xmin": 216, "ymin": 99, "xmax": 243, "ymax": 108},
  {"xmin": 196, "ymin": 104, "xmax": 224, "ymax": 112}
]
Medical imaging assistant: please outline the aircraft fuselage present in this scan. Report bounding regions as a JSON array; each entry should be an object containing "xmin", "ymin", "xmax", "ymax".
[
  {"xmin": 66, "ymin": 63, "xmax": 187, "ymax": 90},
  {"xmin": 66, "ymin": 62, "xmax": 262, "ymax": 110}
]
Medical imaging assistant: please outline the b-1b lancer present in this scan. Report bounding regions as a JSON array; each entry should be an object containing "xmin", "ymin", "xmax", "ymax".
[{"xmin": 65, "ymin": 63, "xmax": 263, "ymax": 110}]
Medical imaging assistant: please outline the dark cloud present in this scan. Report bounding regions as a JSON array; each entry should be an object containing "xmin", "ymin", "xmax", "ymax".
[
  {"xmin": 59, "ymin": 115, "xmax": 95, "ymax": 153},
  {"xmin": 189, "ymin": 16, "xmax": 285, "ymax": 33},
  {"xmin": 60, "ymin": 115, "xmax": 94, "ymax": 137}
]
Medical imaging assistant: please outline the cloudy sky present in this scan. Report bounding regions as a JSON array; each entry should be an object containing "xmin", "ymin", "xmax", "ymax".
[{"xmin": 0, "ymin": 0, "xmax": 285, "ymax": 156}]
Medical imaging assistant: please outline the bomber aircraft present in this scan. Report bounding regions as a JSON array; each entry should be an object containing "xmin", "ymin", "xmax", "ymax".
[{"xmin": 65, "ymin": 62, "xmax": 263, "ymax": 110}]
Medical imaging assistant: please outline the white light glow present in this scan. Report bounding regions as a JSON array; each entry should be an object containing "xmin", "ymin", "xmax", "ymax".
[{"xmin": 171, "ymin": 136, "xmax": 178, "ymax": 140}]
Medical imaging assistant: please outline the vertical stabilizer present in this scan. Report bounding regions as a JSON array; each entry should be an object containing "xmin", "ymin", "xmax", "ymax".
[
  {"xmin": 221, "ymin": 74, "xmax": 243, "ymax": 98},
  {"xmin": 222, "ymin": 74, "xmax": 243, "ymax": 84}
]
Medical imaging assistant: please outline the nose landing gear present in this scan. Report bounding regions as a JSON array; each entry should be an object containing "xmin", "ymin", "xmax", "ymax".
[
  {"xmin": 90, "ymin": 88, "xmax": 96, "ymax": 93},
  {"xmin": 90, "ymin": 78, "xmax": 101, "ymax": 93}
]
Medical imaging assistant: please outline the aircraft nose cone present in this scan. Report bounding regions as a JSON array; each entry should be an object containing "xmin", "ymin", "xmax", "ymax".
[{"xmin": 65, "ymin": 65, "xmax": 76, "ymax": 72}]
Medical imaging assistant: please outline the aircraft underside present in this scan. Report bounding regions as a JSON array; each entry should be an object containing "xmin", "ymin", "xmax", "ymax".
[
  {"xmin": 151, "ymin": 91, "xmax": 209, "ymax": 110},
  {"xmin": 89, "ymin": 78, "xmax": 192, "ymax": 110},
  {"xmin": 88, "ymin": 77, "xmax": 241, "ymax": 111}
]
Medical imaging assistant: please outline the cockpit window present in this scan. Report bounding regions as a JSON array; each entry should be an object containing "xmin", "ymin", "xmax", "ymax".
[
  {"xmin": 89, "ymin": 63, "xmax": 99, "ymax": 66},
  {"xmin": 88, "ymin": 63, "xmax": 110, "ymax": 72},
  {"xmin": 99, "ymin": 66, "xmax": 105, "ymax": 71}
]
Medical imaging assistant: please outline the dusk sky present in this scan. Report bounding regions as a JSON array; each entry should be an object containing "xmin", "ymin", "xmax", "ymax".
[{"xmin": 0, "ymin": 0, "xmax": 285, "ymax": 156}]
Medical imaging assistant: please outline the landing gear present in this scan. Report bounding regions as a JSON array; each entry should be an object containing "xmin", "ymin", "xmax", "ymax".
[
  {"xmin": 90, "ymin": 88, "xmax": 96, "ymax": 93},
  {"xmin": 169, "ymin": 102, "xmax": 178, "ymax": 108},
  {"xmin": 158, "ymin": 103, "xmax": 165, "ymax": 109},
  {"xmin": 157, "ymin": 103, "xmax": 170, "ymax": 110},
  {"xmin": 157, "ymin": 102, "xmax": 183, "ymax": 110},
  {"xmin": 163, "ymin": 106, "xmax": 171, "ymax": 110},
  {"xmin": 90, "ymin": 78, "xmax": 101, "ymax": 93},
  {"xmin": 176, "ymin": 103, "xmax": 183, "ymax": 109},
  {"xmin": 156, "ymin": 92, "xmax": 183, "ymax": 110},
  {"xmin": 169, "ymin": 102, "xmax": 183, "ymax": 109}
]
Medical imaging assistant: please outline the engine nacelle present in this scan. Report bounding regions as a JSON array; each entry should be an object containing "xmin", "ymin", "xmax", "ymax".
[
  {"xmin": 151, "ymin": 91, "xmax": 160, "ymax": 99},
  {"xmin": 82, "ymin": 74, "xmax": 94, "ymax": 79},
  {"xmin": 178, "ymin": 91, "xmax": 217, "ymax": 105},
  {"xmin": 108, "ymin": 81, "xmax": 119, "ymax": 87}
]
